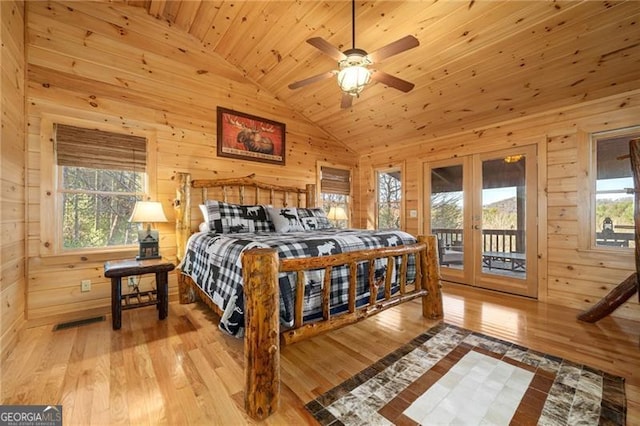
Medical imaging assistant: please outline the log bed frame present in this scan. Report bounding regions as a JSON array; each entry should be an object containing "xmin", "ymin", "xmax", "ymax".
[{"xmin": 174, "ymin": 172, "xmax": 444, "ymax": 419}]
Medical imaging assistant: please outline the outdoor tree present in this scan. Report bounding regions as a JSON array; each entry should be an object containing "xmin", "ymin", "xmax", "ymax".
[
  {"xmin": 377, "ymin": 171, "xmax": 401, "ymax": 229},
  {"xmin": 430, "ymin": 192, "xmax": 463, "ymax": 229},
  {"xmin": 62, "ymin": 167, "xmax": 142, "ymax": 249}
]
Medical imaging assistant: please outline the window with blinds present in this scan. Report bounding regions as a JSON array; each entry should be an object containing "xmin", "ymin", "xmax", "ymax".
[
  {"xmin": 55, "ymin": 124, "xmax": 147, "ymax": 250},
  {"xmin": 320, "ymin": 165, "xmax": 351, "ymax": 228}
]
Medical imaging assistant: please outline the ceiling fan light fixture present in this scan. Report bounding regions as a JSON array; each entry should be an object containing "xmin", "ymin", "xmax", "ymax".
[{"xmin": 337, "ymin": 50, "xmax": 372, "ymax": 95}]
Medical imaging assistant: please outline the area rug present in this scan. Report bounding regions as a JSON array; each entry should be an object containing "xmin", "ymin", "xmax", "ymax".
[{"xmin": 305, "ymin": 323, "xmax": 626, "ymax": 425}]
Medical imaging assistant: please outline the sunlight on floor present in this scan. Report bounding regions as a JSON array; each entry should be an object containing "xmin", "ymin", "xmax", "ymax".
[{"xmin": 443, "ymin": 289, "xmax": 521, "ymax": 339}]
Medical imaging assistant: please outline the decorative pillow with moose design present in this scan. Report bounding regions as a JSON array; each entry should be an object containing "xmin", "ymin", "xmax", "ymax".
[
  {"xmin": 205, "ymin": 200, "xmax": 273, "ymax": 233},
  {"xmin": 267, "ymin": 207, "xmax": 305, "ymax": 233},
  {"xmin": 297, "ymin": 208, "xmax": 333, "ymax": 231}
]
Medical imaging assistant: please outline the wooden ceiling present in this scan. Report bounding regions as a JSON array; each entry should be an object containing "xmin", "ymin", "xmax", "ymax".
[{"xmin": 124, "ymin": 0, "xmax": 640, "ymax": 155}]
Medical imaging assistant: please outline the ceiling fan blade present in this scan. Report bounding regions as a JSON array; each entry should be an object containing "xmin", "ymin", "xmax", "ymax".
[
  {"xmin": 367, "ymin": 35, "xmax": 419, "ymax": 63},
  {"xmin": 307, "ymin": 37, "xmax": 347, "ymax": 62},
  {"xmin": 371, "ymin": 70, "xmax": 415, "ymax": 92},
  {"xmin": 288, "ymin": 71, "xmax": 336, "ymax": 90},
  {"xmin": 340, "ymin": 93, "xmax": 353, "ymax": 109}
]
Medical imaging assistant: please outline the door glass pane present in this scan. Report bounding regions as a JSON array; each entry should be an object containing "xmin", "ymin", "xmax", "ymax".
[
  {"xmin": 431, "ymin": 165, "xmax": 464, "ymax": 269},
  {"xmin": 481, "ymin": 155, "xmax": 526, "ymax": 279}
]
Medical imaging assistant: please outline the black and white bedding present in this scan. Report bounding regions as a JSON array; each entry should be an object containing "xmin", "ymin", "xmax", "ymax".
[{"xmin": 179, "ymin": 228, "xmax": 418, "ymax": 337}]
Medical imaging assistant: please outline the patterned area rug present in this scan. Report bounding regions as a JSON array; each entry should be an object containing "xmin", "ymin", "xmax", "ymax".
[{"xmin": 305, "ymin": 323, "xmax": 626, "ymax": 425}]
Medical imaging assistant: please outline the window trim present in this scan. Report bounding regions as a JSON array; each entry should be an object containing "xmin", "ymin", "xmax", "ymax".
[
  {"xmin": 577, "ymin": 126, "xmax": 639, "ymax": 254},
  {"xmin": 39, "ymin": 115, "xmax": 158, "ymax": 257},
  {"xmin": 374, "ymin": 163, "xmax": 405, "ymax": 230}
]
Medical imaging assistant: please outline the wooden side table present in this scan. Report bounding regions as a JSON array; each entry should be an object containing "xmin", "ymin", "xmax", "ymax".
[{"xmin": 104, "ymin": 258, "xmax": 175, "ymax": 330}]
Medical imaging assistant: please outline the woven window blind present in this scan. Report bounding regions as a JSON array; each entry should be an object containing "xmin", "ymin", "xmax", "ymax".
[
  {"xmin": 320, "ymin": 166, "xmax": 351, "ymax": 195},
  {"xmin": 55, "ymin": 124, "xmax": 147, "ymax": 171}
]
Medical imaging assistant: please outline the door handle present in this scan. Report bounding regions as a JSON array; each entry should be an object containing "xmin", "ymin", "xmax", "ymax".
[{"xmin": 473, "ymin": 225, "xmax": 480, "ymax": 230}]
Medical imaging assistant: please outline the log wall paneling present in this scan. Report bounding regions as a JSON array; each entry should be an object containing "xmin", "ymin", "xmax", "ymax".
[
  {"xmin": 24, "ymin": 1, "xmax": 356, "ymax": 324},
  {"xmin": 357, "ymin": 91, "xmax": 640, "ymax": 322},
  {"xmin": 1, "ymin": 0, "xmax": 26, "ymax": 364}
]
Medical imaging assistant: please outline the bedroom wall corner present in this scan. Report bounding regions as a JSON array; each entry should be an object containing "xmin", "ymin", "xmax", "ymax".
[
  {"xmin": 354, "ymin": 91, "xmax": 640, "ymax": 322},
  {"xmin": 0, "ymin": 0, "xmax": 27, "ymax": 367},
  {"xmin": 23, "ymin": 1, "xmax": 356, "ymax": 325}
]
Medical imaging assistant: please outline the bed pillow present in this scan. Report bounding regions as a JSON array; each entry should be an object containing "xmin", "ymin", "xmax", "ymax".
[
  {"xmin": 297, "ymin": 207, "xmax": 333, "ymax": 231},
  {"xmin": 199, "ymin": 204, "xmax": 210, "ymax": 230},
  {"xmin": 267, "ymin": 207, "xmax": 305, "ymax": 233},
  {"xmin": 204, "ymin": 200, "xmax": 273, "ymax": 233}
]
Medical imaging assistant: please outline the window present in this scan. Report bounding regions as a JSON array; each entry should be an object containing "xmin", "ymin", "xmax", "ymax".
[
  {"xmin": 319, "ymin": 165, "xmax": 351, "ymax": 228},
  {"xmin": 591, "ymin": 128, "xmax": 640, "ymax": 249},
  {"xmin": 376, "ymin": 168, "xmax": 402, "ymax": 230},
  {"xmin": 55, "ymin": 124, "xmax": 147, "ymax": 250}
]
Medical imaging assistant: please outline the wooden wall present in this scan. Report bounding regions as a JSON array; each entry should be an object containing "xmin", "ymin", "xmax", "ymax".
[
  {"xmin": 25, "ymin": 1, "xmax": 355, "ymax": 326},
  {"xmin": 1, "ymin": 0, "xmax": 26, "ymax": 360},
  {"xmin": 357, "ymin": 90, "xmax": 640, "ymax": 322},
  {"xmin": 13, "ymin": 0, "xmax": 640, "ymax": 327}
]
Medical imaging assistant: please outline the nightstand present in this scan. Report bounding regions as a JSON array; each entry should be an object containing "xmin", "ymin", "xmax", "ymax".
[{"xmin": 104, "ymin": 258, "xmax": 175, "ymax": 330}]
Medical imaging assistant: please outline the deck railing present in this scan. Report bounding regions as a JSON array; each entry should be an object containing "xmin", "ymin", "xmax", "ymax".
[
  {"xmin": 432, "ymin": 228, "xmax": 524, "ymax": 254},
  {"xmin": 433, "ymin": 227, "xmax": 636, "ymax": 253}
]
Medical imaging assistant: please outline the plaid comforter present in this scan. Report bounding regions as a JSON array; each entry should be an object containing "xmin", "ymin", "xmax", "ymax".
[{"xmin": 179, "ymin": 228, "xmax": 417, "ymax": 337}]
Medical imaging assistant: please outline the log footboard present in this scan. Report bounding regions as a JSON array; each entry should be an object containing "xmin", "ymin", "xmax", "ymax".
[
  {"xmin": 174, "ymin": 172, "xmax": 443, "ymax": 420},
  {"xmin": 176, "ymin": 234, "xmax": 443, "ymax": 420},
  {"xmin": 241, "ymin": 234, "xmax": 442, "ymax": 419}
]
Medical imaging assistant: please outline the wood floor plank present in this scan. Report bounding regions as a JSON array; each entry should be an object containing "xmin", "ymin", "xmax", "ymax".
[{"xmin": 1, "ymin": 283, "xmax": 638, "ymax": 424}]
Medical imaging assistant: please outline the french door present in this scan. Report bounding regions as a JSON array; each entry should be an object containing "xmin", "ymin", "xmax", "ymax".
[{"xmin": 425, "ymin": 145, "xmax": 538, "ymax": 297}]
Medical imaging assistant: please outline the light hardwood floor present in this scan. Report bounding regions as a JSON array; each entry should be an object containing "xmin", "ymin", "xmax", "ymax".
[{"xmin": 2, "ymin": 283, "xmax": 638, "ymax": 425}]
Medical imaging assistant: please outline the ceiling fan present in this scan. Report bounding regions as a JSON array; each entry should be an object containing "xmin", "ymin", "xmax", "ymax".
[{"xmin": 288, "ymin": 0, "xmax": 419, "ymax": 109}]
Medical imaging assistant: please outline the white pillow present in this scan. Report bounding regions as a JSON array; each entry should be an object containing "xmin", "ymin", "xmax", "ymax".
[
  {"xmin": 199, "ymin": 204, "xmax": 209, "ymax": 224},
  {"xmin": 198, "ymin": 222, "xmax": 210, "ymax": 232},
  {"xmin": 267, "ymin": 207, "xmax": 305, "ymax": 232}
]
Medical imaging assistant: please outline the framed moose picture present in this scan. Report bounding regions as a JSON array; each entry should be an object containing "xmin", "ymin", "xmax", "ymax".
[{"xmin": 216, "ymin": 107, "xmax": 286, "ymax": 165}]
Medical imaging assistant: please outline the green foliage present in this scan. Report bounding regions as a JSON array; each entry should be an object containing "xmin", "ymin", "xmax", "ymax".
[
  {"xmin": 378, "ymin": 203, "xmax": 401, "ymax": 229},
  {"xmin": 482, "ymin": 207, "xmax": 517, "ymax": 230},
  {"xmin": 595, "ymin": 197, "xmax": 634, "ymax": 230},
  {"xmin": 431, "ymin": 192, "xmax": 462, "ymax": 229},
  {"xmin": 61, "ymin": 167, "xmax": 142, "ymax": 249}
]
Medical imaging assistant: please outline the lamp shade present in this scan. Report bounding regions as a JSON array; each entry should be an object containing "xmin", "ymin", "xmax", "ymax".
[
  {"xmin": 337, "ymin": 49, "xmax": 372, "ymax": 95},
  {"xmin": 337, "ymin": 66, "xmax": 371, "ymax": 95},
  {"xmin": 327, "ymin": 206, "xmax": 348, "ymax": 221},
  {"xmin": 129, "ymin": 201, "xmax": 168, "ymax": 223}
]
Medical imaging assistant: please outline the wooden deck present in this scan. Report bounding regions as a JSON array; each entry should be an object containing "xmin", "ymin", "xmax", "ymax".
[{"xmin": 482, "ymin": 251, "xmax": 526, "ymax": 272}]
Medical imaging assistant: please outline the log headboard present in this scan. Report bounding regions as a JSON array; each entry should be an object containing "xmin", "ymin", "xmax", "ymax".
[{"xmin": 175, "ymin": 172, "xmax": 316, "ymax": 260}]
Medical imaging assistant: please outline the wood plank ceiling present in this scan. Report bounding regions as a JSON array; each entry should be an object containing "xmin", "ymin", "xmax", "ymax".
[{"xmin": 125, "ymin": 0, "xmax": 640, "ymax": 155}]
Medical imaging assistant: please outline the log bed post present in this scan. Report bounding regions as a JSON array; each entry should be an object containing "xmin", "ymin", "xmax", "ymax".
[
  {"xmin": 242, "ymin": 248, "xmax": 280, "ymax": 420},
  {"xmin": 175, "ymin": 172, "xmax": 191, "ymax": 261},
  {"xmin": 176, "ymin": 172, "xmax": 196, "ymax": 304},
  {"xmin": 306, "ymin": 183, "xmax": 316, "ymax": 208},
  {"xmin": 419, "ymin": 235, "xmax": 444, "ymax": 319}
]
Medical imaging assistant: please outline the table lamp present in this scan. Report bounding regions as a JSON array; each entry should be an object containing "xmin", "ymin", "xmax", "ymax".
[
  {"xmin": 129, "ymin": 201, "xmax": 168, "ymax": 260},
  {"xmin": 327, "ymin": 206, "xmax": 348, "ymax": 228}
]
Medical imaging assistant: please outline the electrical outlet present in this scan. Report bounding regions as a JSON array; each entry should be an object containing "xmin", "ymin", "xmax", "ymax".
[
  {"xmin": 81, "ymin": 279, "xmax": 91, "ymax": 292},
  {"xmin": 127, "ymin": 276, "xmax": 139, "ymax": 287}
]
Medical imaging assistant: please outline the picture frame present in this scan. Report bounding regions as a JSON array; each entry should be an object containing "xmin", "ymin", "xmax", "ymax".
[{"xmin": 216, "ymin": 107, "xmax": 286, "ymax": 165}]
